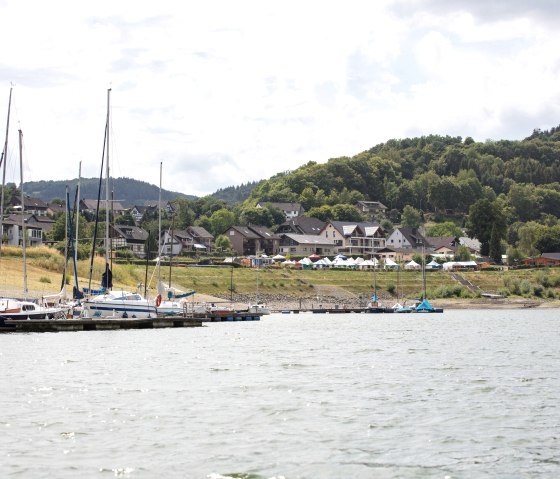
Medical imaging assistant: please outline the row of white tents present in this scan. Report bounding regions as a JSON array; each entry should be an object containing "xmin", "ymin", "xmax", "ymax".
[{"xmin": 274, "ymin": 254, "xmax": 445, "ymax": 270}]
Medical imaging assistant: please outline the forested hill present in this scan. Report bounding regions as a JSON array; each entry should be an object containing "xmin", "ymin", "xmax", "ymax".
[
  {"xmin": 245, "ymin": 125, "xmax": 560, "ymax": 222},
  {"xmin": 212, "ymin": 181, "xmax": 261, "ymax": 204},
  {"xmin": 23, "ymin": 177, "xmax": 194, "ymax": 206}
]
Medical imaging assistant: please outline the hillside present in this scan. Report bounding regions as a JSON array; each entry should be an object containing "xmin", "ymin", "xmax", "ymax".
[{"xmin": 23, "ymin": 177, "xmax": 195, "ymax": 206}]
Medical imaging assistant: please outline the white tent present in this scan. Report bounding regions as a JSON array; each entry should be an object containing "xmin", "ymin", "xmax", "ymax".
[
  {"xmin": 384, "ymin": 258, "xmax": 398, "ymax": 269},
  {"xmin": 426, "ymin": 259, "xmax": 442, "ymax": 269},
  {"xmin": 300, "ymin": 257, "xmax": 313, "ymax": 265},
  {"xmin": 313, "ymin": 258, "xmax": 331, "ymax": 268},
  {"xmin": 358, "ymin": 259, "xmax": 377, "ymax": 269},
  {"xmin": 404, "ymin": 260, "xmax": 421, "ymax": 270}
]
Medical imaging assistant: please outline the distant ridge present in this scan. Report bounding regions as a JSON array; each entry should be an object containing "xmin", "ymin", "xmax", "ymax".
[{"xmin": 23, "ymin": 177, "xmax": 195, "ymax": 206}]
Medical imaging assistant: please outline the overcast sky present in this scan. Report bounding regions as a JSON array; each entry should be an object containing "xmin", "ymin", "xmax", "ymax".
[{"xmin": 1, "ymin": 0, "xmax": 559, "ymax": 197}]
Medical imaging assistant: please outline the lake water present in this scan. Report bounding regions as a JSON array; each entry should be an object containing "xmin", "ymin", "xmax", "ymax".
[{"xmin": 1, "ymin": 310, "xmax": 559, "ymax": 478}]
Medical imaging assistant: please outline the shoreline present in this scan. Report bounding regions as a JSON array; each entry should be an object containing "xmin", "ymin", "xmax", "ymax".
[{"xmin": 190, "ymin": 293, "xmax": 560, "ymax": 311}]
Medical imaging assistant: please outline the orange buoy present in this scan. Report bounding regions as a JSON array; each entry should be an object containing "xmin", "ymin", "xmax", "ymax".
[{"xmin": 155, "ymin": 294, "xmax": 162, "ymax": 307}]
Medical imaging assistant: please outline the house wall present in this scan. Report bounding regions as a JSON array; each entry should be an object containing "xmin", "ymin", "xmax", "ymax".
[{"xmin": 387, "ymin": 230, "xmax": 412, "ymax": 249}]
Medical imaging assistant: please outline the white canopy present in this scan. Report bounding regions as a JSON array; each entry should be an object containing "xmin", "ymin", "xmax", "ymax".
[
  {"xmin": 384, "ymin": 258, "xmax": 398, "ymax": 269},
  {"xmin": 404, "ymin": 260, "xmax": 421, "ymax": 270},
  {"xmin": 358, "ymin": 259, "xmax": 378, "ymax": 269},
  {"xmin": 273, "ymin": 254, "xmax": 285, "ymax": 260}
]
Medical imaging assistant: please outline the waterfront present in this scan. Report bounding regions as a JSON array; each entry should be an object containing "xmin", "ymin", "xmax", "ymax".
[{"xmin": 1, "ymin": 310, "xmax": 559, "ymax": 478}]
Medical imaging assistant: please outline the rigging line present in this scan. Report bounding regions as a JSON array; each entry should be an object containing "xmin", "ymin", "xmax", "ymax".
[{"xmin": 87, "ymin": 113, "xmax": 109, "ymax": 290}]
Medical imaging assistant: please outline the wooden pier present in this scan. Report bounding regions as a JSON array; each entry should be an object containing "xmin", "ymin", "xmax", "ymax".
[
  {"xmin": 1, "ymin": 310, "xmax": 264, "ymax": 332},
  {"xmin": 2, "ymin": 316, "xmax": 204, "ymax": 333}
]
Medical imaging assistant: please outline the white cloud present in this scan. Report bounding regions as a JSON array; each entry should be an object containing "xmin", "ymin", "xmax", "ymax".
[{"xmin": 1, "ymin": 0, "xmax": 559, "ymax": 198}]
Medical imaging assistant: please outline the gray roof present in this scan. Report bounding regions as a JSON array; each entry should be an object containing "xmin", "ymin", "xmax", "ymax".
[
  {"xmin": 81, "ymin": 199, "xmax": 127, "ymax": 211},
  {"xmin": 187, "ymin": 226, "xmax": 214, "ymax": 239},
  {"xmin": 229, "ymin": 226, "xmax": 262, "ymax": 239},
  {"xmin": 328, "ymin": 221, "xmax": 383, "ymax": 237},
  {"xmin": 395, "ymin": 227, "xmax": 428, "ymax": 246},
  {"xmin": 112, "ymin": 224, "xmax": 148, "ymax": 241},
  {"xmin": 276, "ymin": 217, "xmax": 326, "ymax": 235},
  {"xmin": 280, "ymin": 233, "xmax": 335, "ymax": 246}
]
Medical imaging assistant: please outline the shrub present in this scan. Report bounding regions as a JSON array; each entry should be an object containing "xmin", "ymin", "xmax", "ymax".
[
  {"xmin": 519, "ymin": 280, "xmax": 532, "ymax": 295},
  {"xmin": 39, "ymin": 276, "xmax": 51, "ymax": 284},
  {"xmin": 532, "ymin": 284, "xmax": 544, "ymax": 297},
  {"xmin": 386, "ymin": 283, "xmax": 396, "ymax": 295}
]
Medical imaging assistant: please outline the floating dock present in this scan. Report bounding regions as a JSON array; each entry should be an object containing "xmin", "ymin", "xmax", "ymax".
[
  {"xmin": 2, "ymin": 316, "xmax": 204, "ymax": 333},
  {"xmin": 1, "ymin": 310, "xmax": 264, "ymax": 332}
]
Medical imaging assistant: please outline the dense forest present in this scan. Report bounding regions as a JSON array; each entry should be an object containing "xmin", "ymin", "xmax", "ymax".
[
  {"xmin": 23, "ymin": 177, "xmax": 193, "ymax": 206},
  {"xmin": 212, "ymin": 181, "xmax": 261, "ymax": 204}
]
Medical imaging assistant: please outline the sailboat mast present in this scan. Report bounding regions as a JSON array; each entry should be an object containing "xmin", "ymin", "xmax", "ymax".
[
  {"xmin": 75, "ymin": 160, "xmax": 81, "ymax": 264},
  {"xmin": 0, "ymin": 86, "xmax": 13, "ymax": 255},
  {"xmin": 105, "ymin": 88, "xmax": 111, "ymax": 274},
  {"xmin": 19, "ymin": 129, "xmax": 27, "ymax": 297},
  {"xmin": 158, "ymin": 162, "xmax": 162, "ymax": 286}
]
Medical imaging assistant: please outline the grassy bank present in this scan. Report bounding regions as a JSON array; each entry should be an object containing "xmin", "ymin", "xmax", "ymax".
[{"xmin": 1, "ymin": 246, "xmax": 559, "ymax": 302}]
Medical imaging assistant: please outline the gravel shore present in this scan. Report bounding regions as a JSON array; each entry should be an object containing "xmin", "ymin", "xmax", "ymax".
[{"xmin": 190, "ymin": 292, "xmax": 558, "ymax": 311}]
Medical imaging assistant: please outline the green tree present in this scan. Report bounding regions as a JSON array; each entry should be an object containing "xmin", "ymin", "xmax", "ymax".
[
  {"xmin": 489, "ymin": 224, "xmax": 503, "ymax": 263},
  {"xmin": 426, "ymin": 221, "xmax": 463, "ymax": 237},
  {"xmin": 117, "ymin": 210, "xmax": 136, "ymax": 226},
  {"xmin": 239, "ymin": 207, "xmax": 273, "ymax": 226},
  {"xmin": 214, "ymin": 234, "xmax": 232, "ymax": 253},
  {"xmin": 306, "ymin": 205, "xmax": 333, "ymax": 222},
  {"xmin": 465, "ymin": 199, "xmax": 506, "ymax": 257},
  {"xmin": 331, "ymin": 204, "xmax": 365, "ymax": 222},
  {"xmin": 401, "ymin": 205, "xmax": 423, "ymax": 229},
  {"xmin": 208, "ymin": 208, "xmax": 236, "ymax": 236},
  {"xmin": 454, "ymin": 245, "xmax": 471, "ymax": 261}
]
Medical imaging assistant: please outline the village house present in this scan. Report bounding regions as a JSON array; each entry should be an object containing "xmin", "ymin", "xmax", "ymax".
[
  {"xmin": 256, "ymin": 202, "xmax": 305, "ymax": 220},
  {"xmin": 278, "ymin": 233, "xmax": 335, "ymax": 256},
  {"xmin": 130, "ymin": 204, "xmax": 157, "ymax": 224},
  {"xmin": 110, "ymin": 224, "xmax": 149, "ymax": 258},
  {"xmin": 319, "ymin": 221, "xmax": 386, "ymax": 257},
  {"xmin": 161, "ymin": 226, "xmax": 214, "ymax": 255},
  {"xmin": 355, "ymin": 200, "xmax": 388, "ymax": 221},
  {"xmin": 225, "ymin": 225, "xmax": 280, "ymax": 256},
  {"xmin": 275, "ymin": 216, "xmax": 325, "ymax": 235},
  {"xmin": 144, "ymin": 200, "xmax": 176, "ymax": 215},
  {"xmin": 386, "ymin": 227, "xmax": 428, "ymax": 250},
  {"xmin": 426, "ymin": 236, "xmax": 460, "ymax": 256},
  {"xmin": 1, "ymin": 214, "xmax": 44, "ymax": 246},
  {"xmin": 522, "ymin": 252, "xmax": 560, "ymax": 267},
  {"xmin": 10, "ymin": 195, "xmax": 49, "ymax": 216},
  {"xmin": 79, "ymin": 199, "xmax": 128, "ymax": 220},
  {"xmin": 186, "ymin": 226, "xmax": 214, "ymax": 252}
]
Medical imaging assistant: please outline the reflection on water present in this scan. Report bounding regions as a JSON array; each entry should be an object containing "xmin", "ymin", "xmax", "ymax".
[{"xmin": 1, "ymin": 309, "xmax": 559, "ymax": 478}]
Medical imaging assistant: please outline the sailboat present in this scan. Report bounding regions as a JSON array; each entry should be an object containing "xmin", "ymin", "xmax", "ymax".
[
  {"xmin": 0, "ymin": 129, "xmax": 70, "ymax": 326},
  {"xmin": 413, "ymin": 242, "xmax": 444, "ymax": 313},
  {"xmin": 365, "ymin": 256, "xmax": 384, "ymax": 313},
  {"xmin": 248, "ymin": 256, "xmax": 270, "ymax": 314},
  {"xmin": 392, "ymin": 262, "xmax": 413, "ymax": 313},
  {"xmin": 81, "ymin": 89, "xmax": 158, "ymax": 319},
  {"xmin": 151, "ymin": 162, "xmax": 195, "ymax": 315}
]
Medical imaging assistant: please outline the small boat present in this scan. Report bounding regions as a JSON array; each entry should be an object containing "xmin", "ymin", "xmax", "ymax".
[
  {"xmin": 193, "ymin": 303, "xmax": 234, "ymax": 315},
  {"xmin": 0, "ymin": 297, "xmax": 70, "ymax": 325},
  {"xmin": 414, "ymin": 298, "xmax": 444, "ymax": 313},
  {"xmin": 81, "ymin": 290, "xmax": 157, "ymax": 318},
  {"xmin": 248, "ymin": 303, "xmax": 270, "ymax": 315},
  {"xmin": 392, "ymin": 302, "xmax": 414, "ymax": 313}
]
